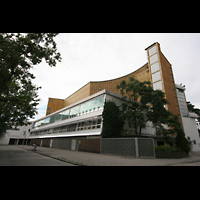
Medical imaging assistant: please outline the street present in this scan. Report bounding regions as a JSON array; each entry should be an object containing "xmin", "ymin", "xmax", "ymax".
[{"xmin": 0, "ymin": 145, "xmax": 75, "ymax": 166}]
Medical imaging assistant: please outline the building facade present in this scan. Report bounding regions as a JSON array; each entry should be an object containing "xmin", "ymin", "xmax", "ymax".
[
  {"xmin": 3, "ymin": 42, "xmax": 200, "ymax": 151},
  {"xmin": 0, "ymin": 123, "xmax": 32, "ymax": 145},
  {"xmin": 175, "ymin": 84, "xmax": 200, "ymax": 151},
  {"xmin": 46, "ymin": 42, "xmax": 181, "ymax": 123}
]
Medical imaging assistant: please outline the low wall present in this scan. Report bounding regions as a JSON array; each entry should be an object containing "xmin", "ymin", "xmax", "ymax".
[
  {"xmin": 29, "ymin": 137, "xmax": 155, "ymax": 158},
  {"xmin": 101, "ymin": 138, "xmax": 155, "ymax": 158},
  {"xmin": 51, "ymin": 138, "xmax": 79, "ymax": 150},
  {"xmin": 30, "ymin": 139, "xmax": 41, "ymax": 146},
  {"xmin": 138, "ymin": 138, "xmax": 155, "ymax": 157},
  {"xmin": 101, "ymin": 138, "xmax": 136, "ymax": 156},
  {"xmin": 79, "ymin": 139, "xmax": 100, "ymax": 153},
  {"xmin": 42, "ymin": 139, "xmax": 51, "ymax": 147},
  {"xmin": 30, "ymin": 138, "xmax": 79, "ymax": 150},
  {"xmin": 30, "ymin": 139, "xmax": 51, "ymax": 147}
]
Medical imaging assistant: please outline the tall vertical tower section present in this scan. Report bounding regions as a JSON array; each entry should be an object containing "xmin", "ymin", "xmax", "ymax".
[{"xmin": 145, "ymin": 42, "xmax": 182, "ymax": 123}]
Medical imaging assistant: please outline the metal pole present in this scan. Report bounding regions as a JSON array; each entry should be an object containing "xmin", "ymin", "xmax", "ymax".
[{"xmin": 135, "ymin": 138, "xmax": 139, "ymax": 158}]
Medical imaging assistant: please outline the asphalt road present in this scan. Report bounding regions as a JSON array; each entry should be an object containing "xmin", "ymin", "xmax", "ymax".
[{"xmin": 0, "ymin": 145, "xmax": 75, "ymax": 166}]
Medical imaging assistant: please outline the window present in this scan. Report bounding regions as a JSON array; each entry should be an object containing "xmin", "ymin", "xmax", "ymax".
[
  {"xmin": 151, "ymin": 71, "xmax": 161, "ymax": 83},
  {"xmin": 50, "ymin": 115, "xmax": 56, "ymax": 123},
  {"xmin": 69, "ymin": 105, "xmax": 80, "ymax": 118},
  {"xmin": 59, "ymin": 125, "xmax": 67, "ymax": 132},
  {"xmin": 32, "ymin": 95, "xmax": 105, "ymax": 129},
  {"xmin": 32, "ymin": 116, "xmax": 102, "ymax": 136},
  {"xmin": 53, "ymin": 127, "xmax": 59, "ymax": 133},
  {"xmin": 67, "ymin": 123, "xmax": 77, "ymax": 132},
  {"xmin": 44, "ymin": 117, "xmax": 50, "ymax": 125},
  {"xmin": 77, "ymin": 116, "xmax": 102, "ymax": 131},
  {"xmin": 79, "ymin": 95, "xmax": 104, "ymax": 115},
  {"xmin": 176, "ymin": 89, "xmax": 189, "ymax": 117},
  {"xmin": 61, "ymin": 109, "xmax": 70, "ymax": 120},
  {"xmin": 149, "ymin": 53, "xmax": 158, "ymax": 64},
  {"xmin": 54, "ymin": 113, "xmax": 62, "ymax": 122},
  {"xmin": 150, "ymin": 62, "xmax": 160, "ymax": 73},
  {"xmin": 148, "ymin": 45, "xmax": 157, "ymax": 56},
  {"xmin": 153, "ymin": 80, "xmax": 163, "ymax": 91}
]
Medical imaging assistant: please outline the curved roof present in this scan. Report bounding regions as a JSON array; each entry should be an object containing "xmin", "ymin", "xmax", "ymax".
[{"xmin": 90, "ymin": 62, "xmax": 148, "ymax": 83}]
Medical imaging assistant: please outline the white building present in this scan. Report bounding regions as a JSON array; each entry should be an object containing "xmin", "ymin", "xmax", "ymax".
[
  {"xmin": 175, "ymin": 84, "xmax": 200, "ymax": 151},
  {"xmin": 0, "ymin": 123, "xmax": 32, "ymax": 145}
]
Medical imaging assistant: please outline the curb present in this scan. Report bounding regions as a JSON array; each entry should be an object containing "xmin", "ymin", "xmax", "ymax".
[
  {"xmin": 167, "ymin": 159, "xmax": 200, "ymax": 166},
  {"xmin": 18, "ymin": 146, "xmax": 87, "ymax": 166},
  {"xmin": 17, "ymin": 146, "xmax": 200, "ymax": 166},
  {"xmin": 35, "ymin": 151, "xmax": 88, "ymax": 166}
]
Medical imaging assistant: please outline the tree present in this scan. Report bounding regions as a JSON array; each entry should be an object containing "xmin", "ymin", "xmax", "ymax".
[
  {"xmin": 116, "ymin": 77, "xmax": 152, "ymax": 136},
  {"xmin": 148, "ymin": 89, "xmax": 172, "ymax": 140},
  {"xmin": 187, "ymin": 101, "xmax": 200, "ymax": 122},
  {"xmin": 175, "ymin": 127, "xmax": 190, "ymax": 154},
  {"xmin": 116, "ymin": 77, "xmax": 190, "ymax": 153},
  {"xmin": 0, "ymin": 33, "xmax": 62, "ymax": 136},
  {"xmin": 102, "ymin": 100, "xmax": 124, "ymax": 138}
]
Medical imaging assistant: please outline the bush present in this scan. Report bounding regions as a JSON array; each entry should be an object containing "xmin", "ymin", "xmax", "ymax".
[
  {"xmin": 155, "ymin": 145, "xmax": 183, "ymax": 152},
  {"xmin": 175, "ymin": 129, "xmax": 190, "ymax": 154}
]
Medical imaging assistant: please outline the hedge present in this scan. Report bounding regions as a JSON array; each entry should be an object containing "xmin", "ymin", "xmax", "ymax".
[{"xmin": 155, "ymin": 145, "xmax": 183, "ymax": 152}]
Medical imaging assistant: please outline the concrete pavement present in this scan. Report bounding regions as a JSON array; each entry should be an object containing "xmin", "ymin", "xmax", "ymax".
[
  {"xmin": 0, "ymin": 145, "xmax": 75, "ymax": 166},
  {"xmin": 18, "ymin": 145, "xmax": 200, "ymax": 166}
]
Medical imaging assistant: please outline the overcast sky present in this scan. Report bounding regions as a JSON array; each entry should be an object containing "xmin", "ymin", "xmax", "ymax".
[{"xmin": 30, "ymin": 33, "xmax": 200, "ymax": 121}]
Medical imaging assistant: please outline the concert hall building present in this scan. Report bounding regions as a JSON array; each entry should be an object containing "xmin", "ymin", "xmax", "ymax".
[{"xmin": 25, "ymin": 42, "xmax": 200, "ymax": 151}]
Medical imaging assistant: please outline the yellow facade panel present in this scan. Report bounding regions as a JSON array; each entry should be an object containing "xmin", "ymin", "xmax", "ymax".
[
  {"xmin": 46, "ymin": 98, "xmax": 64, "ymax": 116},
  {"xmin": 90, "ymin": 63, "xmax": 149, "ymax": 97},
  {"xmin": 63, "ymin": 83, "xmax": 91, "ymax": 108}
]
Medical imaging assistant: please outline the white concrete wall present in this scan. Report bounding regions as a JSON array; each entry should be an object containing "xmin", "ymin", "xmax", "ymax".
[
  {"xmin": 182, "ymin": 117, "xmax": 200, "ymax": 151},
  {"xmin": 0, "ymin": 123, "xmax": 33, "ymax": 145}
]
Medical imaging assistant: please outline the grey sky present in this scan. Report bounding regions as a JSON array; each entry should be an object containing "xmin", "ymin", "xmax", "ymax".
[{"xmin": 30, "ymin": 33, "xmax": 200, "ymax": 120}]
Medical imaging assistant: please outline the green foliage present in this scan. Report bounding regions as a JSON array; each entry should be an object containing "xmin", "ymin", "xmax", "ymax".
[
  {"xmin": 175, "ymin": 128, "xmax": 190, "ymax": 154},
  {"xmin": 116, "ymin": 77, "xmax": 190, "ymax": 153},
  {"xmin": 0, "ymin": 33, "xmax": 61, "ymax": 136},
  {"xmin": 187, "ymin": 101, "xmax": 200, "ymax": 122},
  {"xmin": 102, "ymin": 100, "xmax": 124, "ymax": 138},
  {"xmin": 116, "ymin": 77, "xmax": 152, "ymax": 135},
  {"xmin": 155, "ymin": 145, "xmax": 183, "ymax": 152}
]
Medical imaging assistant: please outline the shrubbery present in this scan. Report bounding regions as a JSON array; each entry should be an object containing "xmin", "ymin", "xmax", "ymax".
[{"xmin": 155, "ymin": 145, "xmax": 183, "ymax": 152}]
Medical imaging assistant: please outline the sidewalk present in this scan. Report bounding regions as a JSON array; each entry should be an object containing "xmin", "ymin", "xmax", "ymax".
[{"xmin": 18, "ymin": 145, "xmax": 200, "ymax": 166}]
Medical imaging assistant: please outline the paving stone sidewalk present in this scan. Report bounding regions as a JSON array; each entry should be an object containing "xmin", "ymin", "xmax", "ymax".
[{"xmin": 18, "ymin": 145, "xmax": 200, "ymax": 166}]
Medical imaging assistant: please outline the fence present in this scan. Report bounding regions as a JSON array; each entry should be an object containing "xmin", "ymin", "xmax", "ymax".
[
  {"xmin": 78, "ymin": 137, "xmax": 155, "ymax": 158},
  {"xmin": 29, "ymin": 137, "xmax": 155, "ymax": 158}
]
